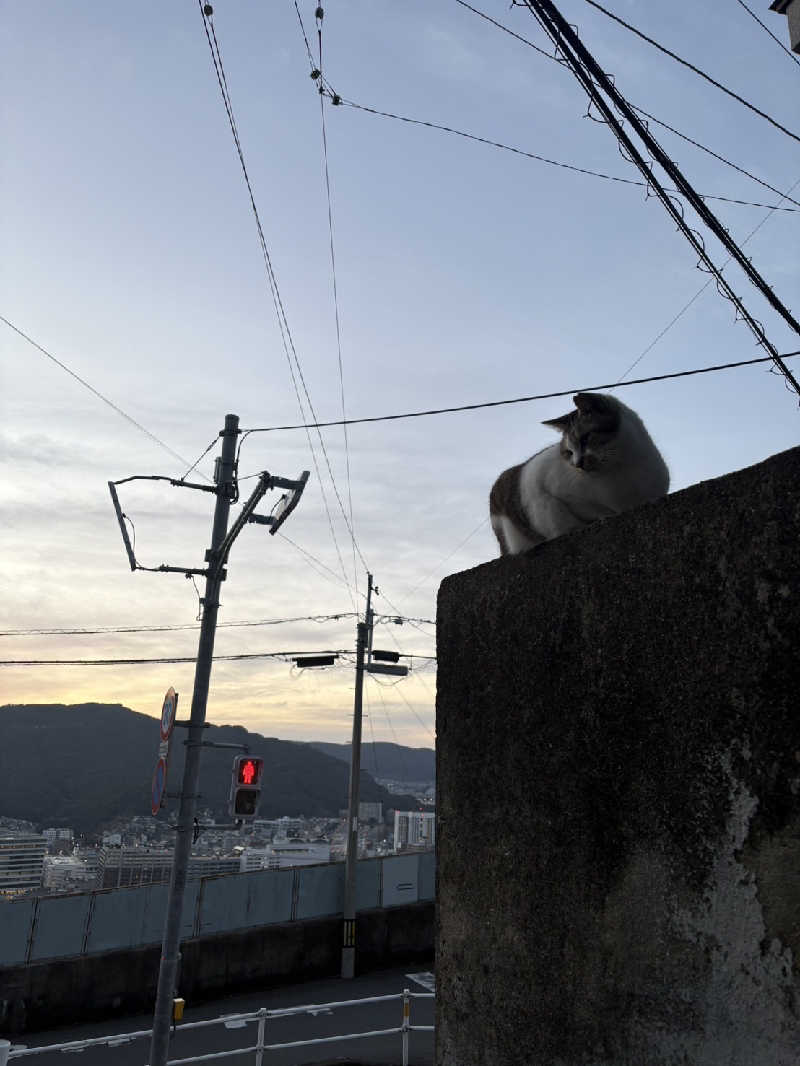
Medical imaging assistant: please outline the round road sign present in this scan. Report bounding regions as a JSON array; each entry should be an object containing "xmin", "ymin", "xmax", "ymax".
[
  {"xmin": 151, "ymin": 757, "xmax": 167, "ymax": 816},
  {"xmin": 160, "ymin": 687, "xmax": 177, "ymax": 741}
]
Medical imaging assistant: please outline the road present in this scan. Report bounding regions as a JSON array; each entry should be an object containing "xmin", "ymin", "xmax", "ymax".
[{"xmin": 6, "ymin": 962, "xmax": 435, "ymax": 1065}]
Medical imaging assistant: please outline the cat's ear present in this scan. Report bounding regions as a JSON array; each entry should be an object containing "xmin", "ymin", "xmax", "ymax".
[
  {"xmin": 573, "ymin": 392, "xmax": 620, "ymax": 428},
  {"xmin": 541, "ymin": 412, "xmax": 572, "ymax": 432},
  {"xmin": 573, "ymin": 392, "xmax": 610, "ymax": 414}
]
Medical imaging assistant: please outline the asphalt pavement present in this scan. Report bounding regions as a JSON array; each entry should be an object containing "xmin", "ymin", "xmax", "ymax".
[{"xmin": 6, "ymin": 961, "xmax": 436, "ymax": 1066}]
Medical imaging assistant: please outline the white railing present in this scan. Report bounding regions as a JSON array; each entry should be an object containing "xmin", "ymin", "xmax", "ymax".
[{"xmin": 4, "ymin": 989, "xmax": 434, "ymax": 1066}]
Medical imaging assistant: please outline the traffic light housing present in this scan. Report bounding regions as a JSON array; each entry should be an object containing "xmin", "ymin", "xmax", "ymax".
[{"xmin": 228, "ymin": 755, "xmax": 264, "ymax": 819}]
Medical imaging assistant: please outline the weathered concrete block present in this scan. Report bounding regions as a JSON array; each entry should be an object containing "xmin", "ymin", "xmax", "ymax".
[{"xmin": 436, "ymin": 446, "xmax": 800, "ymax": 1066}]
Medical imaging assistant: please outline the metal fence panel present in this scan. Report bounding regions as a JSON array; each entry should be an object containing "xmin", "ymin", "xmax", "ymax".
[
  {"xmin": 295, "ymin": 862, "xmax": 343, "ymax": 920},
  {"xmin": 197, "ymin": 873, "xmax": 248, "ymax": 935},
  {"xmin": 198, "ymin": 869, "xmax": 293, "ymax": 935},
  {"xmin": 244, "ymin": 868, "xmax": 293, "ymax": 928},
  {"xmin": 0, "ymin": 899, "xmax": 35, "ymax": 965},
  {"xmin": 381, "ymin": 854, "xmax": 420, "ymax": 907},
  {"xmin": 30, "ymin": 894, "xmax": 90, "ymax": 960},
  {"xmin": 86, "ymin": 886, "xmax": 148, "ymax": 953},
  {"xmin": 419, "ymin": 849, "xmax": 436, "ymax": 901},
  {"xmin": 355, "ymin": 857, "xmax": 380, "ymax": 910},
  {"xmin": 141, "ymin": 882, "xmax": 170, "ymax": 945}
]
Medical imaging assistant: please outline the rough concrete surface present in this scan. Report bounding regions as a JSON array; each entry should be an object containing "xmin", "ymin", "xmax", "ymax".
[{"xmin": 436, "ymin": 446, "xmax": 800, "ymax": 1066}]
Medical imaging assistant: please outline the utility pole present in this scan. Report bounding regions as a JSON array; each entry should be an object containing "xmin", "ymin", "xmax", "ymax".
[
  {"xmin": 108, "ymin": 413, "xmax": 310, "ymax": 1066},
  {"xmin": 148, "ymin": 413, "xmax": 239, "ymax": 1066},
  {"xmin": 340, "ymin": 574, "xmax": 408, "ymax": 979},
  {"xmin": 341, "ymin": 572, "xmax": 373, "ymax": 979}
]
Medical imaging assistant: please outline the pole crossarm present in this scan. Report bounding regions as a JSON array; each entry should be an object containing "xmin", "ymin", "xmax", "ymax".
[
  {"xmin": 210, "ymin": 469, "xmax": 308, "ymax": 579},
  {"xmin": 111, "ymin": 474, "xmax": 219, "ymax": 494}
]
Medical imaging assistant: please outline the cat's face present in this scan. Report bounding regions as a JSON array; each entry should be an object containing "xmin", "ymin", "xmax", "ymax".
[{"xmin": 542, "ymin": 392, "xmax": 620, "ymax": 472}]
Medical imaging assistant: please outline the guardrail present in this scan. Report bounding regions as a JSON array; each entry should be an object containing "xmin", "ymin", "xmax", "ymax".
[{"xmin": 3, "ymin": 990, "xmax": 434, "ymax": 1066}]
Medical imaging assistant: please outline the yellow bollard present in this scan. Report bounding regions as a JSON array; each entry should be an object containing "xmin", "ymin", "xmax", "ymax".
[{"xmin": 172, "ymin": 998, "xmax": 185, "ymax": 1023}]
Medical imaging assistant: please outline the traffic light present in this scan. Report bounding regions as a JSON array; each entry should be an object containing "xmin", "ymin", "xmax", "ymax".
[{"xmin": 228, "ymin": 755, "xmax": 264, "ymax": 819}]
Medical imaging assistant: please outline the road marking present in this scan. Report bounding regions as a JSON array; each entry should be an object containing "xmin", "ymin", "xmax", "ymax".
[{"xmin": 406, "ymin": 971, "xmax": 436, "ymax": 992}]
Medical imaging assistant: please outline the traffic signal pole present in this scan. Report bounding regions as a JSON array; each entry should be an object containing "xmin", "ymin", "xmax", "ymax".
[
  {"xmin": 341, "ymin": 572, "xmax": 374, "ymax": 979},
  {"xmin": 148, "ymin": 414, "xmax": 239, "ymax": 1066}
]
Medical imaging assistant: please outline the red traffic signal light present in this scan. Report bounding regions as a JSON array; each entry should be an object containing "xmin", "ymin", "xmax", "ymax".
[
  {"xmin": 229, "ymin": 755, "xmax": 264, "ymax": 820},
  {"xmin": 237, "ymin": 757, "xmax": 263, "ymax": 786}
]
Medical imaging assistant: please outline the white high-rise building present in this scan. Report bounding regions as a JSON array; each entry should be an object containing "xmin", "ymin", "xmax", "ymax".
[{"xmin": 393, "ymin": 811, "xmax": 435, "ymax": 852}]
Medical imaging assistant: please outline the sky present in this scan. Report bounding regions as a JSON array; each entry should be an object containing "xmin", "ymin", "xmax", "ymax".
[{"xmin": 2, "ymin": 0, "xmax": 799, "ymax": 749}]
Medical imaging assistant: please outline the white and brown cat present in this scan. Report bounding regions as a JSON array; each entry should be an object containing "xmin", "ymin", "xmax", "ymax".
[{"xmin": 489, "ymin": 392, "xmax": 669, "ymax": 556}]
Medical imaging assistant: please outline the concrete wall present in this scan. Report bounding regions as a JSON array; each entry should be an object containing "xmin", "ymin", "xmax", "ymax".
[
  {"xmin": 0, "ymin": 901, "xmax": 433, "ymax": 1035},
  {"xmin": 436, "ymin": 447, "xmax": 800, "ymax": 1066}
]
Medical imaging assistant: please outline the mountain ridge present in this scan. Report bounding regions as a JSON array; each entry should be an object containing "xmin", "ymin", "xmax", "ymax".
[{"xmin": 0, "ymin": 703, "xmax": 430, "ymax": 835}]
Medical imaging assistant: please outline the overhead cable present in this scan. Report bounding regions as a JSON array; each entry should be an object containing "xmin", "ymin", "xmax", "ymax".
[
  {"xmin": 197, "ymin": 2, "xmax": 359, "ymax": 606},
  {"xmin": 522, "ymin": 0, "xmax": 800, "ymax": 395},
  {"xmin": 580, "ymin": 0, "xmax": 800, "ymax": 146},
  {"xmin": 617, "ymin": 174, "xmax": 800, "ymax": 381},
  {"xmin": 315, "ymin": 5, "xmax": 359, "ymax": 598},
  {"xmin": 0, "ymin": 614, "xmax": 360, "ymax": 637},
  {"xmin": 335, "ymin": 96, "xmax": 800, "ymax": 212},
  {"xmin": 0, "ymin": 315, "xmax": 197, "ymax": 472},
  {"xmin": 454, "ymin": 0, "xmax": 800, "ymax": 212},
  {"xmin": 240, "ymin": 352, "xmax": 800, "ymax": 434},
  {"xmin": 0, "ymin": 649, "xmax": 436, "ymax": 666},
  {"xmin": 0, "ymin": 612, "xmax": 432, "ymax": 638},
  {"xmin": 733, "ymin": 0, "xmax": 800, "ymax": 68}
]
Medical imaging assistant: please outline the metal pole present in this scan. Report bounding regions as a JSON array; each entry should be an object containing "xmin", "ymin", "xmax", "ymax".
[
  {"xmin": 402, "ymin": 987, "xmax": 410, "ymax": 1066},
  {"xmin": 341, "ymin": 572, "xmax": 373, "ymax": 978},
  {"xmin": 148, "ymin": 413, "xmax": 240, "ymax": 1066},
  {"xmin": 255, "ymin": 1007, "xmax": 267, "ymax": 1066}
]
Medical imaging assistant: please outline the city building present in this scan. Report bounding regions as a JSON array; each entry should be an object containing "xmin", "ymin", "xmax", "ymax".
[
  {"xmin": 97, "ymin": 847, "xmax": 243, "ymax": 888},
  {"xmin": 0, "ymin": 833, "xmax": 47, "ymax": 896},
  {"xmin": 358, "ymin": 801, "xmax": 383, "ymax": 823},
  {"xmin": 42, "ymin": 828, "xmax": 74, "ymax": 845},
  {"xmin": 240, "ymin": 842, "xmax": 331, "ymax": 871},
  {"xmin": 394, "ymin": 811, "xmax": 436, "ymax": 852},
  {"xmin": 43, "ymin": 855, "xmax": 97, "ymax": 893},
  {"xmin": 97, "ymin": 847, "xmax": 173, "ymax": 889}
]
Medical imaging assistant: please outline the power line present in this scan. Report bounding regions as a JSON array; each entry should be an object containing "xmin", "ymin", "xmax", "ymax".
[
  {"xmin": 454, "ymin": 0, "xmax": 800, "ymax": 212},
  {"xmin": 402, "ymin": 517, "xmax": 491, "ymax": 603},
  {"xmin": 315, "ymin": 6, "xmax": 359, "ymax": 599},
  {"xmin": 733, "ymin": 0, "xmax": 800, "ymax": 68},
  {"xmin": 197, "ymin": 2, "xmax": 358, "ymax": 607},
  {"xmin": 0, "ymin": 612, "xmax": 432, "ymax": 638},
  {"xmin": 0, "ymin": 315, "xmax": 197, "ymax": 472},
  {"xmin": 580, "ymin": 0, "xmax": 800, "ymax": 146},
  {"xmin": 0, "ymin": 614, "xmax": 360, "ymax": 637},
  {"xmin": 0, "ymin": 649, "xmax": 436, "ymax": 667},
  {"xmin": 523, "ymin": 0, "xmax": 800, "ymax": 394},
  {"xmin": 276, "ymin": 531, "xmax": 365, "ymax": 594},
  {"xmin": 335, "ymin": 97, "xmax": 799, "ymax": 212},
  {"xmin": 617, "ymin": 173, "xmax": 800, "ymax": 381},
  {"xmin": 0, "ymin": 650, "xmax": 351, "ymax": 667},
  {"xmin": 240, "ymin": 352, "xmax": 800, "ymax": 434}
]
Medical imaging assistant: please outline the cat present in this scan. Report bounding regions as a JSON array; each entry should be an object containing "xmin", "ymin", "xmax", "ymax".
[{"xmin": 489, "ymin": 391, "xmax": 669, "ymax": 556}]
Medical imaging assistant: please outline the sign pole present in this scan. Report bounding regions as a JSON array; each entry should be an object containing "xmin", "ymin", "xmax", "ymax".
[{"xmin": 148, "ymin": 414, "xmax": 239, "ymax": 1066}]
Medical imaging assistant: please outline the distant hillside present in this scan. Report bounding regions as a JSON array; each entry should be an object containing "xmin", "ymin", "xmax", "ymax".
[
  {"xmin": 309, "ymin": 741, "xmax": 435, "ymax": 783},
  {"xmin": 0, "ymin": 704, "xmax": 426, "ymax": 835}
]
